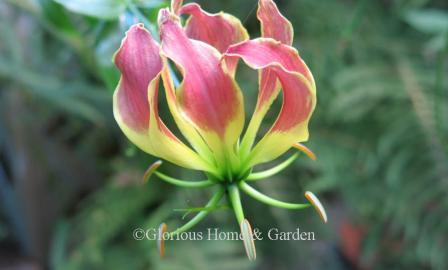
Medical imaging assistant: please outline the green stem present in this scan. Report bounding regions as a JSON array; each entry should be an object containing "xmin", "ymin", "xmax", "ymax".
[
  {"xmin": 155, "ymin": 172, "xmax": 215, "ymax": 188},
  {"xmin": 239, "ymin": 182, "xmax": 310, "ymax": 210},
  {"xmin": 246, "ymin": 153, "xmax": 299, "ymax": 181},
  {"xmin": 170, "ymin": 188, "xmax": 225, "ymax": 237},
  {"xmin": 227, "ymin": 184, "xmax": 245, "ymax": 224}
]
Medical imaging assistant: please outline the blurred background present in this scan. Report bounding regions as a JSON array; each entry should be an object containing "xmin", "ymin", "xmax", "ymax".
[{"xmin": 0, "ymin": 0, "xmax": 447, "ymax": 269}]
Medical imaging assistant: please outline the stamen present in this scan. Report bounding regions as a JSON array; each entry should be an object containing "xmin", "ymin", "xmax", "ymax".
[
  {"xmin": 228, "ymin": 184, "xmax": 245, "ymax": 224},
  {"xmin": 154, "ymin": 171, "xmax": 215, "ymax": 188},
  {"xmin": 293, "ymin": 143, "xmax": 316, "ymax": 160},
  {"xmin": 246, "ymin": 153, "xmax": 299, "ymax": 181},
  {"xmin": 305, "ymin": 191, "xmax": 328, "ymax": 223},
  {"xmin": 240, "ymin": 219, "xmax": 257, "ymax": 261},
  {"xmin": 157, "ymin": 223, "xmax": 167, "ymax": 258},
  {"xmin": 142, "ymin": 160, "xmax": 163, "ymax": 183},
  {"xmin": 239, "ymin": 182, "xmax": 310, "ymax": 210}
]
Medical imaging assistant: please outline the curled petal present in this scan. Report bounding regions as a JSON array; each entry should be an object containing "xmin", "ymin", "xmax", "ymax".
[
  {"xmin": 225, "ymin": 38, "xmax": 316, "ymax": 166},
  {"xmin": 171, "ymin": 0, "xmax": 183, "ymax": 14},
  {"xmin": 114, "ymin": 24, "xmax": 161, "ymax": 133},
  {"xmin": 239, "ymin": 0, "xmax": 296, "ymax": 156},
  {"xmin": 179, "ymin": 3, "xmax": 249, "ymax": 75},
  {"xmin": 258, "ymin": 0, "xmax": 293, "ymax": 45},
  {"xmin": 113, "ymin": 24, "xmax": 211, "ymax": 171},
  {"xmin": 158, "ymin": 9, "xmax": 244, "ymax": 167},
  {"xmin": 180, "ymin": 3, "xmax": 249, "ymax": 53}
]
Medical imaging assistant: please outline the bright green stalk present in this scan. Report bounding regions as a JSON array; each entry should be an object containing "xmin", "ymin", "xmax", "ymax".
[
  {"xmin": 246, "ymin": 153, "xmax": 299, "ymax": 181},
  {"xmin": 155, "ymin": 172, "xmax": 215, "ymax": 188},
  {"xmin": 239, "ymin": 182, "xmax": 310, "ymax": 210}
]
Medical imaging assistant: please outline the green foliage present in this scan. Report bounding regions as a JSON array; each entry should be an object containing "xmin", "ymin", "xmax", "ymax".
[
  {"xmin": 403, "ymin": 8, "xmax": 448, "ymax": 53},
  {"xmin": 404, "ymin": 9, "xmax": 448, "ymax": 34},
  {"xmin": 53, "ymin": 0, "xmax": 129, "ymax": 19},
  {"xmin": 0, "ymin": 2, "xmax": 110, "ymax": 123},
  {"xmin": 284, "ymin": 0, "xmax": 448, "ymax": 268},
  {"xmin": 53, "ymin": 0, "xmax": 165, "ymax": 19}
]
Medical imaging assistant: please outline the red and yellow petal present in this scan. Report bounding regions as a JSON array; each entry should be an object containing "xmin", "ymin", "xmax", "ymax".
[
  {"xmin": 171, "ymin": 0, "xmax": 183, "ymax": 15},
  {"xmin": 179, "ymin": 3, "xmax": 249, "ymax": 75},
  {"xmin": 224, "ymin": 38, "xmax": 316, "ymax": 166},
  {"xmin": 257, "ymin": 0, "xmax": 293, "ymax": 45},
  {"xmin": 114, "ymin": 24, "xmax": 161, "ymax": 134},
  {"xmin": 160, "ymin": 60, "xmax": 215, "ymax": 163},
  {"xmin": 113, "ymin": 24, "xmax": 212, "ymax": 171},
  {"xmin": 158, "ymin": 9, "xmax": 245, "ymax": 169},
  {"xmin": 240, "ymin": 0, "xmax": 296, "ymax": 156}
]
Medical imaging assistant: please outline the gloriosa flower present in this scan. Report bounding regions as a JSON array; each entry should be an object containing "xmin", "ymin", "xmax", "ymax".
[{"xmin": 113, "ymin": 0, "xmax": 326, "ymax": 259}]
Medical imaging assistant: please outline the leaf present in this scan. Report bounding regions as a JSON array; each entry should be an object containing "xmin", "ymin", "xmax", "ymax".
[
  {"xmin": 41, "ymin": 0, "xmax": 78, "ymax": 37},
  {"xmin": 425, "ymin": 34, "xmax": 447, "ymax": 53},
  {"xmin": 135, "ymin": 0, "xmax": 165, "ymax": 9},
  {"xmin": 403, "ymin": 9, "xmax": 448, "ymax": 34},
  {"xmin": 53, "ymin": 0, "xmax": 127, "ymax": 19},
  {"xmin": 94, "ymin": 30, "xmax": 121, "ymax": 89}
]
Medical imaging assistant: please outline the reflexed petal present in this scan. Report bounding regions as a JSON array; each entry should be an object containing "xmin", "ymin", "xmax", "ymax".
[
  {"xmin": 180, "ymin": 3, "xmax": 249, "ymax": 52},
  {"xmin": 239, "ymin": 67, "xmax": 281, "ymax": 157},
  {"xmin": 240, "ymin": 0, "xmax": 296, "ymax": 157},
  {"xmin": 171, "ymin": 0, "xmax": 183, "ymax": 14},
  {"xmin": 179, "ymin": 3, "xmax": 249, "ymax": 75},
  {"xmin": 224, "ymin": 38, "xmax": 316, "ymax": 166},
  {"xmin": 258, "ymin": 0, "xmax": 293, "ymax": 45},
  {"xmin": 158, "ymin": 9, "xmax": 244, "ymax": 168},
  {"xmin": 113, "ymin": 24, "xmax": 212, "ymax": 171},
  {"xmin": 114, "ymin": 24, "xmax": 161, "ymax": 133}
]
